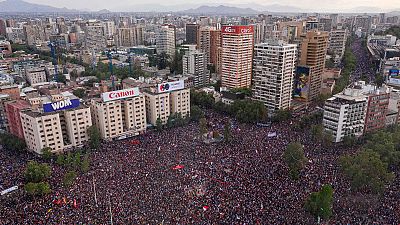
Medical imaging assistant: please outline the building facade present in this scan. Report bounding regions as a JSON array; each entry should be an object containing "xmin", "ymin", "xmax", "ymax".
[
  {"xmin": 252, "ymin": 41, "xmax": 297, "ymax": 113},
  {"xmin": 183, "ymin": 45, "xmax": 208, "ymax": 87},
  {"xmin": 221, "ymin": 25, "xmax": 254, "ymax": 88},
  {"xmin": 323, "ymin": 88, "xmax": 367, "ymax": 142},
  {"xmin": 298, "ymin": 31, "xmax": 329, "ymax": 101},
  {"xmin": 156, "ymin": 25, "xmax": 176, "ymax": 57}
]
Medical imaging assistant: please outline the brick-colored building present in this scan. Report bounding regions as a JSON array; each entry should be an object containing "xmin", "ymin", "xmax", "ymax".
[{"xmin": 5, "ymin": 100, "xmax": 30, "ymax": 139}]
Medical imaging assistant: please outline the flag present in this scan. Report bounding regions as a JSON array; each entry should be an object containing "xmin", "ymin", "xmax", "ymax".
[
  {"xmin": 172, "ymin": 165, "xmax": 184, "ymax": 170},
  {"xmin": 63, "ymin": 197, "xmax": 67, "ymax": 204},
  {"xmin": 203, "ymin": 206, "xmax": 209, "ymax": 211},
  {"xmin": 73, "ymin": 199, "xmax": 78, "ymax": 208},
  {"xmin": 47, "ymin": 208, "xmax": 53, "ymax": 213}
]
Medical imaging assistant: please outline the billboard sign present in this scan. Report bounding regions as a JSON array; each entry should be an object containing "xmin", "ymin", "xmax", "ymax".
[
  {"xmin": 43, "ymin": 98, "xmax": 80, "ymax": 113},
  {"xmin": 222, "ymin": 25, "xmax": 254, "ymax": 34},
  {"xmin": 157, "ymin": 80, "xmax": 184, "ymax": 93},
  {"xmin": 293, "ymin": 66, "xmax": 311, "ymax": 101},
  {"xmin": 102, "ymin": 87, "xmax": 140, "ymax": 102},
  {"xmin": 389, "ymin": 69, "xmax": 400, "ymax": 78}
]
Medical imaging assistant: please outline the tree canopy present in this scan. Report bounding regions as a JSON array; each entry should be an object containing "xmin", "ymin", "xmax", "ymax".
[
  {"xmin": 340, "ymin": 149, "xmax": 394, "ymax": 193},
  {"xmin": 305, "ymin": 184, "xmax": 334, "ymax": 220},
  {"xmin": 283, "ymin": 142, "xmax": 307, "ymax": 179}
]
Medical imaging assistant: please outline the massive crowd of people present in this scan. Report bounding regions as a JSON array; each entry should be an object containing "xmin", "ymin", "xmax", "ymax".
[
  {"xmin": 349, "ymin": 38, "xmax": 377, "ymax": 84},
  {"xmin": 0, "ymin": 110, "xmax": 399, "ymax": 224}
]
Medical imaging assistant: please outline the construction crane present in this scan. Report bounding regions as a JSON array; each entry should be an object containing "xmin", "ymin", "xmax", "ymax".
[
  {"xmin": 48, "ymin": 42, "xmax": 59, "ymax": 82},
  {"xmin": 107, "ymin": 51, "xmax": 115, "ymax": 91}
]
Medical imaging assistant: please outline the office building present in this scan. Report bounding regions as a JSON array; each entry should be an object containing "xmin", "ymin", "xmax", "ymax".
[
  {"xmin": 329, "ymin": 29, "xmax": 348, "ymax": 62},
  {"xmin": 5, "ymin": 100, "xmax": 31, "ymax": 139},
  {"xmin": 198, "ymin": 27, "xmax": 211, "ymax": 65},
  {"xmin": 221, "ymin": 25, "xmax": 254, "ymax": 88},
  {"xmin": 252, "ymin": 41, "xmax": 297, "ymax": 113},
  {"xmin": 91, "ymin": 88, "xmax": 146, "ymax": 140},
  {"xmin": 323, "ymin": 88, "xmax": 367, "ymax": 142},
  {"xmin": 156, "ymin": 25, "xmax": 176, "ymax": 57},
  {"xmin": 0, "ymin": 94, "xmax": 10, "ymax": 131},
  {"xmin": 26, "ymin": 67, "xmax": 47, "ymax": 85},
  {"xmin": 210, "ymin": 29, "xmax": 222, "ymax": 75},
  {"xmin": 116, "ymin": 26, "xmax": 144, "ymax": 47},
  {"xmin": 298, "ymin": 31, "xmax": 329, "ymax": 101},
  {"xmin": 186, "ymin": 24, "xmax": 200, "ymax": 45},
  {"xmin": 84, "ymin": 23, "xmax": 106, "ymax": 52},
  {"xmin": 183, "ymin": 45, "xmax": 208, "ymax": 87}
]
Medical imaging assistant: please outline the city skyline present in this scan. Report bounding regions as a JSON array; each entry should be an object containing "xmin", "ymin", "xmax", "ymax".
[{"xmin": 11, "ymin": 0, "xmax": 400, "ymax": 12}]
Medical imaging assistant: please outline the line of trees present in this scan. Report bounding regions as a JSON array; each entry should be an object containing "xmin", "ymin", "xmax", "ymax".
[
  {"xmin": 333, "ymin": 40, "xmax": 357, "ymax": 94},
  {"xmin": 339, "ymin": 127, "xmax": 400, "ymax": 193},
  {"xmin": 191, "ymin": 91, "xmax": 268, "ymax": 123}
]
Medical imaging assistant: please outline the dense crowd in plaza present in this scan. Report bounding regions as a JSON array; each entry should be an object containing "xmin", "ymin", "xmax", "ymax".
[{"xmin": 0, "ymin": 109, "xmax": 399, "ymax": 224}]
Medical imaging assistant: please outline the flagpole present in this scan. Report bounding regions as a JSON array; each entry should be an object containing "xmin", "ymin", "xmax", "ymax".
[
  {"xmin": 93, "ymin": 175, "xmax": 98, "ymax": 207},
  {"xmin": 109, "ymin": 194, "xmax": 114, "ymax": 225}
]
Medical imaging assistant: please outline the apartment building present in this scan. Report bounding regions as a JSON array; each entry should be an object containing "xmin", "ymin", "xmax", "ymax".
[
  {"xmin": 323, "ymin": 88, "xmax": 368, "ymax": 142},
  {"xmin": 183, "ymin": 45, "xmax": 208, "ymax": 87},
  {"xmin": 0, "ymin": 94, "xmax": 10, "ymax": 131},
  {"xmin": 26, "ymin": 67, "xmax": 47, "ymax": 85},
  {"xmin": 252, "ymin": 41, "xmax": 297, "ymax": 113},
  {"xmin": 221, "ymin": 25, "xmax": 254, "ymax": 88},
  {"xmin": 156, "ymin": 25, "xmax": 176, "ymax": 57}
]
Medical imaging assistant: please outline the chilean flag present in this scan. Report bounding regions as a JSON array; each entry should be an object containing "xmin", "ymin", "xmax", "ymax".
[
  {"xmin": 172, "ymin": 165, "xmax": 184, "ymax": 170},
  {"xmin": 203, "ymin": 205, "xmax": 209, "ymax": 211}
]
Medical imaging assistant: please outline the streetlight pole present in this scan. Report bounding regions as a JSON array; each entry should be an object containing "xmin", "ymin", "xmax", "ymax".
[
  {"xmin": 109, "ymin": 194, "xmax": 114, "ymax": 225},
  {"xmin": 92, "ymin": 175, "xmax": 98, "ymax": 207}
]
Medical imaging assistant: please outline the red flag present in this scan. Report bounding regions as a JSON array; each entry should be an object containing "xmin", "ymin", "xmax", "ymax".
[
  {"xmin": 203, "ymin": 205, "xmax": 209, "ymax": 211},
  {"xmin": 172, "ymin": 165, "xmax": 184, "ymax": 170},
  {"xmin": 73, "ymin": 199, "xmax": 78, "ymax": 208}
]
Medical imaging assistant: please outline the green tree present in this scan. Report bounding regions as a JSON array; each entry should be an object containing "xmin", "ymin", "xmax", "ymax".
[
  {"xmin": 25, "ymin": 182, "xmax": 37, "ymax": 195},
  {"xmin": 0, "ymin": 133, "xmax": 26, "ymax": 152},
  {"xmin": 325, "ymin": 58, "xmax": 335, "ymax": 69},
  {"xmin": 340, "ymin": 149, "xmax": 395, "ymax": 193},
  {"xmin": 199, "ymin": 118, "xmax": 208, "ymax": 136},
  {"xmin": 57, "ymin": 74, "xmax": 67, "ymax": 84},
  {"xmin": 36, "ymin": 182, "xmax": 51, "ymax": 195},
  {"xmin": 41, "ymin": 147, "xmax": 53, "ymax": 161},
  {"xmin": 73, "ymin": 88, "xmax": 86, "ymax": 98},
  {"xmin": 311, "ymin": 124, "xmax": 324, "ymax": 140},
  {"xmin": 305, "ymin": 184, "xmax": 334, "ymax": 220},
  {"xmin": 63, "ymin": 171, "xmax": 77, "ymax": 187},
  {"xmin": 273, "ymin": 109, "xmax": 292, "ymax": 122},
  {"xmin": 170, "ymin": 50, "xmax": 183, "ymax": 74},
  {"xmin": 81, "ymin": 154, "xmax": 90, "ymax": 173},
  {"xmin": 190, "ymin": 105, "xmax": 204, "ymax": 122},
  {"xmin": 283, "ymin": 142, "xmax": 307, "ymax": 180},
  {"xmin": 73, "ymin": 152, "xmax": 81, "ymax": 170},
  {"xmin": 24, "ymin": 161, "xmax": 51, "ymax": 183},
  {"xmin": 88, "ymin": 126, "xmax": 101, "ymax": 149},
  {"xmin": 224, "ymin": 122, "xmax": 232, "ymax": 142},
  {"xmin": 156, "ymin": 117, "xmax": 163, "ymax": 131},
  {"xmin": 156, "ymin": 52, "xmax": 170, "ymax": 70},
  {"xmin": 56, "ymin": 154, "xmax": 65, "ymax": 166}
]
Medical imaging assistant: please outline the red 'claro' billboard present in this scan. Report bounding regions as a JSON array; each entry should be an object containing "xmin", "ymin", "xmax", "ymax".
[{"xmin": 222, "ymin": 25, "xmax": 254, "ymax": 34}]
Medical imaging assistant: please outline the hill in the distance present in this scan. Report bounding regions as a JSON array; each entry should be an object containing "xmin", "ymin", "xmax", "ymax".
[
  {"xmin": 181, "ymin": 5, "xmax": 259, "ymax": 15},
  {"xmin": 0, "ymin": 0, "xmax": 78, "ymax": 13}
]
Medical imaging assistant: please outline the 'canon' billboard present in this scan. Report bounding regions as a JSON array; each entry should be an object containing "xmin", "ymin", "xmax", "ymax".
[
  {"xmin": 157, "ymin": 80, "xmax": 184, "ymax": 93},
  {"xmin": 102, "ymin": 87, "xmax": 140, "ymax": 102},
  {"xmin": 222, "ymin": 25, "xmax": 254, "ymax": 34}
]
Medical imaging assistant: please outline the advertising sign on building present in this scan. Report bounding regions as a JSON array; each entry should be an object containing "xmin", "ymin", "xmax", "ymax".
[
  {"xmin": 221, "ymin": 25, "xmax": 254, "ymax": 34},
  {"xmin": 43, "ymin": 98, "xmax": 80, "ymax": 113},
  {"xmin": 157, "ymin": 80, "xmax": 184, "ymax": 93},
  {"xmin": 101, "ymin": 87, "xmax": 140, "ymax": 102},
  {"xmin": 293, "ymin": 66, "xmax": 311, "ymax": 101}
]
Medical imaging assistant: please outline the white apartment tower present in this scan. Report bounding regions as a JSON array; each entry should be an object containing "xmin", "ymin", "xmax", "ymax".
[
  {"xmin": 183, "ymin": 45, "xmax": 208, "ymax": 87},
  {"xmin": 323, "ymin": 88, "xmax": 368, "ymax": 142},
  {"xmin": 156, "ymin": 25, "xmax": 176, "ymax": 57},
  {"xmin": 253, "ymin": 41, "xmax": 297, "ymax": 113}
]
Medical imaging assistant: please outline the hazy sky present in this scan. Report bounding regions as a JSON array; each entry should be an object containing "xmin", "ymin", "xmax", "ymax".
[{"xmin": 24, "ymin": 0, "xmax": 399, "ymax": 11}]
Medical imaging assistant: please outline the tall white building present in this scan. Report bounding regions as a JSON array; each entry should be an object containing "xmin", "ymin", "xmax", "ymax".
[
  {"xmin": 84, "ymin": 22, "xmax": 106, "ymax": 52},
  {"xmin": 329, "ymin": 29, "xmax": 348, "ymax": 62},
  {"xmin": 156, "ymin": 25, "xmax": 176, "ymax": 57},
  {"xmin": 323, "ymin": 88, "xmax": 368, "ymax": 142},
  {"xmin": 252, "ymin": 41, "xmax": 297, "ymax": 113},
  {"xmin": 183, "ymin": 45, "xmax": 208, "ymax": 87}
]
